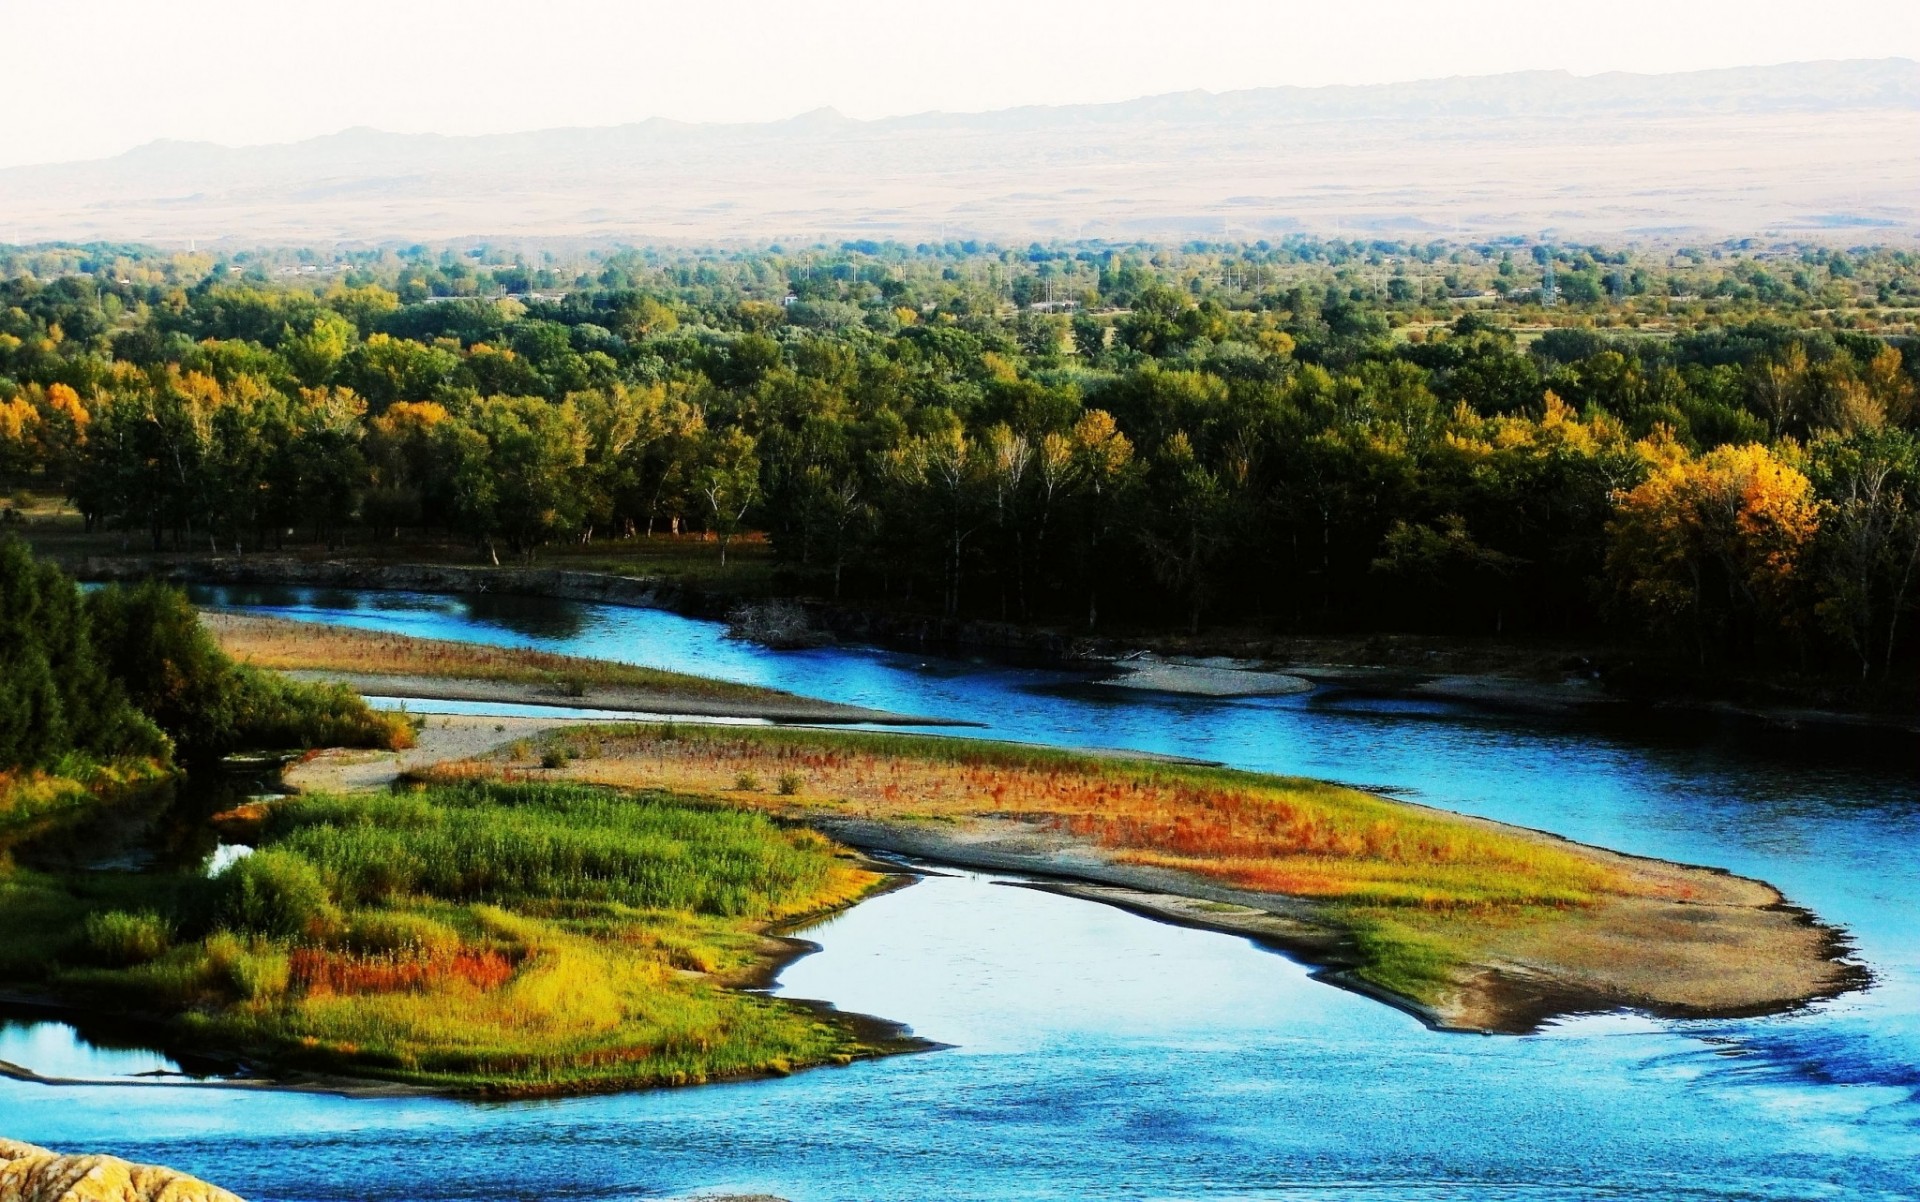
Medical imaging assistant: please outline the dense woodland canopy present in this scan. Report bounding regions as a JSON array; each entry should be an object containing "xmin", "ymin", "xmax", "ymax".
[{"xmin": 2, "ymin": 237, "xmax": 1918, "ymax": 692}]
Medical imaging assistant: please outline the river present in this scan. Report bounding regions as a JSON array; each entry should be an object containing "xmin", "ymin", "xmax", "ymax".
[{"xmin": 2, "ymin": 585, "xmax": 1915, "ymax": 1201}]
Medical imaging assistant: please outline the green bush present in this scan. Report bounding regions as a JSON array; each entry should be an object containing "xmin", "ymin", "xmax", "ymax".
[
  {"xmin": 85, "ymin": 580, "xmax": 407, "ymax": 761},
  {"xmin": 82, "ymin": 909, "xmax": 173, "ymax": 966},
  {"xmin": 203, "ymin": 931, "xmax": 291, "ymax": 1001},
  {"xmin": 214, "ymin": 849, "xmax": 339, "ymax": 940}
]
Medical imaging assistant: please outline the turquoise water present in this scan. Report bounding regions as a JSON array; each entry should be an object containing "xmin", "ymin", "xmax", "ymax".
[{"xmin": 2, "ymin": 586, "xmax": 1915, "ymax": 1201}]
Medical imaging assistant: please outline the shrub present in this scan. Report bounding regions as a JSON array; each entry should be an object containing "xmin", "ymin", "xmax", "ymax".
[
  {"xmin": 214, "ymin": 849, "xmax": 338, "ymax": 940},
  {"xmin": 777, "ymin": 771, "xmax": 805, "ymax": 796},
  {"xmin": 204, "ymin": 931, "xmax": 291, "ymax": 1001},
  {"xmin": 725, "ymin": 600, "xmax": 827, "ymax": 650},
  {"xmin": 734, "ymin": 771, "xmax": 761, "ymax": 792},
  {"xmin": 84, "ymin": 580, "xmax": 409, "ymax": 760},
  {"xmin": 540, "ymin": 746, "xmax": 574, "ymax": 770},
  {"xmin": 83, "ymin": 910, "xmax": 173, "ymax": 966}
]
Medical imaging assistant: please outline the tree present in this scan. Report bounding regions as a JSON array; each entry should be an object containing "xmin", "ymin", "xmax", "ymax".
[
  {"xmin": 0, "ymin": 395, "xmax": 37, "ymax": 491},
  {"xmin": 885, "ymin": 421, "xmax": 985, "ymax": 618},
  {"xmin": 1071, "ymin": 314, "xmax": 1107, "ymax": 362},
  {"xmin": 1140, "ymin": 432, "xmax": 1234, "ymax": 634},
  {"xmin": 573, "ymin": 383, "xmax": 668, "ymax": 541},
  {"xmin": 1607, "ymin": 443, "xmax": 1820, "ymax": 663},
  {"xmin": 1371, "ymin": 515, "xmax": 1517, "ymax": 632},
  {"xmin": 983, "ymin": 423, "xmax": 1034, "ymax": 617},
  {"xmin": 1809, "ymin": 429, "xmax": 1920, "ymax": 682},
  {"xmin": 797, "ymin": 465, "xmax": 870, "ymax": 598},
  {"xmin": 364, "ymin": 401, "xmax": 451, "ymax": 537},
  {"xmin": 695, "ymin": 427, "xmax": 761, "ymax": 567},
  {"xmin": 1067, "ymin": 409, "xmax": 1136, "ymax": 628},
  {"xmin": 0, "ymin": 537, "xmax": 162, "ymax": 770},
  {"xmin": 284, "ymin": 387, "xmax": 368, "ymax": 549},
  {"xmin": 441, "ymin": 397, "xmax": 588, "ymax": 563},
  {"xmin": 280, "ymin": 312, "xmax": 356, "ymax": 388}
]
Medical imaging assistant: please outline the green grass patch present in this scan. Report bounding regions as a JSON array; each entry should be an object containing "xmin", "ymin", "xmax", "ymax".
[{"xmin": 1338, "ymin": 907, "xmax": 1482, "ymax": 1003}]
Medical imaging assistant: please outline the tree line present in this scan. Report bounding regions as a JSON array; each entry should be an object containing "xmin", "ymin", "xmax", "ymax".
[{"xmin": 2, "ymin": 241, "xmax": 1918, "ymax": 689}]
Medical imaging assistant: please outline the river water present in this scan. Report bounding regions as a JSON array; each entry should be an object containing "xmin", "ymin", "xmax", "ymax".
[{"xmin": 2, "ymin": 586, "xmax": 1916, "ymax": 1201}]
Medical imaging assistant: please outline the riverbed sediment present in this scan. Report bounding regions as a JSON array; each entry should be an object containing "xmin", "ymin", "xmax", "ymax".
[{"xmin": 798, "ymin": 809, "xmax": 1863, "ymax": 1034}]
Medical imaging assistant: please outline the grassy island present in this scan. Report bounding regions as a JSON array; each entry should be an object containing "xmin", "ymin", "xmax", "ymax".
[
  {"xmin": 206, "ymin": 612, "xmax": 768, "ymax": 700},
  {"xmin": 10, "ymin": 780, "xmax": 893, "ymax": 1096}
]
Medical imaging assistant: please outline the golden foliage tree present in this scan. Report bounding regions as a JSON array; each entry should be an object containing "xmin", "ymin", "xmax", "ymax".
[{"xmin": 1607, "ymin": 442, "xmax": 1821, "ymax": 662}]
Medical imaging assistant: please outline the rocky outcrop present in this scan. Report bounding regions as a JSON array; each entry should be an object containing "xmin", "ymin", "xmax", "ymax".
[{"xmin": 0, "ymin": 1140, "xmax": 241, "ymax": 1202}]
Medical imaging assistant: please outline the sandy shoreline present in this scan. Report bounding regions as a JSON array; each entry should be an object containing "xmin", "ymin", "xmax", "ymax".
[
  {"xmin": 282, "ymin": 668, "xmax": 968, "ymax": 726},
  {"xmin": 1093, "ymin": 655, "xmax": 1316, "ymax": 697}
]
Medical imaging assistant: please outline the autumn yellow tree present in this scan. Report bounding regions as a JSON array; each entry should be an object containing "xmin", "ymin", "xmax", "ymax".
[
  {"xmin": 0, "ymin": 391, "xmax": 39, "ymax": 474},
  {"xmin": 31, "ymin": 383, "xmax": 91, "ymax": 489},
  {"xmin": 1606, "ymin": 442, "xmax": 1821, "ymax": 662}
]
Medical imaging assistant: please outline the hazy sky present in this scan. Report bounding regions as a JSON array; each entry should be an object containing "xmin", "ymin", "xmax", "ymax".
[{"xmin": 6, "ymin": 0, "xmax": 1918, "ymax": 168}]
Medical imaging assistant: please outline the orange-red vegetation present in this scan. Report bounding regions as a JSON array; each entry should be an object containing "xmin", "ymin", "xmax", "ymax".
[{"xmin": 289, "ymin": 947, "xmax": 519, "ymax": 997}]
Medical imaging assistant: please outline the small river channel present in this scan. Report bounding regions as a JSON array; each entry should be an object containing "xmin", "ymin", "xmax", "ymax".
[{"xmin": 2, "ymin": 585, "xmax": 1916, "ymax": 1201}]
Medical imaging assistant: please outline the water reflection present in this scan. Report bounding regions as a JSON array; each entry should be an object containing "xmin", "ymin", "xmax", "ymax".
[
  {"xmin": 0, "ymin": 1021, "xmax": 184, "ymax": 1082},
  {"xmin": 10, "ymin": 765, "xmax": 275, "ymax": 875}
]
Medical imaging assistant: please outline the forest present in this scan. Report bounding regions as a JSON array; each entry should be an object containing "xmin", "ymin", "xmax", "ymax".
[{"xmin": 1, "ymin": 237, "xmax": 1917, "ymax": 694}]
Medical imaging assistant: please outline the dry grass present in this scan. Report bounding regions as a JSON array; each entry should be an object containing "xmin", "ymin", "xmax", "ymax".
[
  {"xmin": 205, "ymin": 612, "xmax": 778, "ymax": 701},
  {"xmin": 446, "ymin": 725, "xmax": 1651, "ymax": 912}
]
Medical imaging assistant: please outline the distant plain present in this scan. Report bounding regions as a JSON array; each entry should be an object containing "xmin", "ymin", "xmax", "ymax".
[{"xmin": 4, "ymin": 61, "xmax": 1915, "ymax": 245}]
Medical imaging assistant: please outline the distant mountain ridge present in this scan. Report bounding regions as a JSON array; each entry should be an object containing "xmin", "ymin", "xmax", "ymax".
[{"xmin": 4, "ymin": 59, "xmax": 1916, "ymax": 245}]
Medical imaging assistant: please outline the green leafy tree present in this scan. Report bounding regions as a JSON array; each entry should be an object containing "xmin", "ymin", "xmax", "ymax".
[
  {"xmin": 695, "ymin": 427, "xmax": 761, "ymax": 567},
  {"xmin": 442, "ymin": 397, "xmax": 589, "ymax": 563}
]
